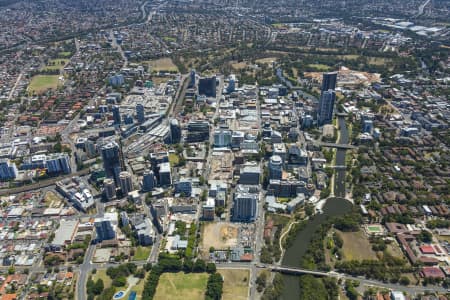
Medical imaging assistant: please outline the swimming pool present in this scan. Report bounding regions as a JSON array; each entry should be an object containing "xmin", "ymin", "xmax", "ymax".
[
  {"xmin": 113, "ymin": 291, "xmax": 125, "ymax": 299},
  {"xmin": 128, "ymin": 291, "xmax": 137, "ymax": 300}
]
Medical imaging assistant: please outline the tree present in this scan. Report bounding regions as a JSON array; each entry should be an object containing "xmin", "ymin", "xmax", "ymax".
[
  {"xmin": 193, "ymin": 259, "xmax": 206, "ymax": 272},
  {"xmin": 144, "ymin": 263, "xmax": 152, "ymax": 272},
  {"xmin": 298, "ymin": 275, "xmax": 328, "ymax": 300},
  {"xmin": 112, "ymin": 276, "xmax": 127, "ymax": 287},
  {"xmin": 86, "ymin": 277, "xmax": 95, "ymax": 298},
  {"xmin": 345, "ymin": 280, "xmax": 359, "ymax": 300},
  {"xmin": 97, "ymin": 287, "xmax": 115, "ymax": 300},
  {"xmin": 322, "ymin": 277, "xmax": 339, "ymax": 299},
  {"xmin": 320, "ymin": 188, "xmax": 331, "ymax": 199},
  {"xmin": 333, "ymin": 232, "xmax": 343, "ymax": 248},
  {"xmin": 93, "ymin": 279, "xmax": 104, "ymax": 295},
  {"xmin": 135, "ymin": 268, "xmax": 146, "ymax": 278},
  {"xmin": 53, "ymin": 142, "xmax": 62, "ymax": 153},
  {"xmin": 206, "ymin": 263, "xmax": 216, "ymax": 274},
  {"xmin": 305, "ymin": 204, "xmax": 314, "ymax": 217},
  {"xmin": 256, "ymin": 272, "xmax": 267, "ymax": 292},
  {"xmin": 44, "ymin": 255, "xmax": 62, "ymax": 266},
  {"xmin": 417, "ymin": 230, "xmax": 432, "ymax": 243},
  {"xmin": 183, "ymin": 259, "xmax": 193, "ymax": 273},
  {"xmin": 201, "ymin": 190, "xmax": 208, "ymax": 202},
  {"xmin": 8, "ymin": 266, "xmax": 15, "ymax": 275},
  {"xmin": 399, "ymin": 276, "xmax": 410, "ymax": 286},
  {"xmin": 215, "ymin": 206, "xmax": 225, "ymax": 217},
  {"xmin": 205, "ymin": 272, "xmax": 223, "ymax": 300}
]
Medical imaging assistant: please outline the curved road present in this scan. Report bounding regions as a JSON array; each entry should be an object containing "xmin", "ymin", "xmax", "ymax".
[{"xmin": 416, "ymin": 0, "xmax": 431, "ymax": 17}]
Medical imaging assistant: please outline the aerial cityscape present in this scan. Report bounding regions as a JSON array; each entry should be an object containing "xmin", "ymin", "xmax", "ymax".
[{"xmin": 0, "ymin": 0, "xmax": 449, "ymax": 299}]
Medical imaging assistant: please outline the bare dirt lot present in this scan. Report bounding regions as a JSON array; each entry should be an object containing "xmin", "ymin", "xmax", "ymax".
[{"xmin": 201, "ymin": 222, "xmax": 239, "ymax": 252}]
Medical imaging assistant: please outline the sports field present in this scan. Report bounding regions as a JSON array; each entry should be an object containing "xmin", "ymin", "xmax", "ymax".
[
  {"xmin": 154, "ymin": 272, "xmax": 208, "ymax": 300},
  {"xmin": 28, "ymin": 75, "xmax": 60, "ymax": 94}
]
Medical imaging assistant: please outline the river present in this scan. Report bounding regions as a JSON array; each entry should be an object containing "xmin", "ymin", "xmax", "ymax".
[
  {"xmin": 335, "ymin": 115, "xmax": 348, "ymax": 198},
  {"xmin": 280, "ymin": 115, "xmax": 351, "ymax": 298},
  {"xmin": 280, "ymin": 197, "xmax": 352, "ymax": 299}
]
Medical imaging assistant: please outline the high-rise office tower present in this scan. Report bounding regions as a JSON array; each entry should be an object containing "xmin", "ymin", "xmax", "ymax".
[
  {"xmin": 321, "ymin": 72, "xmax": 337, "ymax": 92},
  {"xmin": 94, "ymin": 214, "xmax": 117, "ymax": 241},
  {"xmin": 170, "ymin": 119, "xmax": 181, "ymax": 144},
  {"xmin": 317, "ymin": 90, "xmax": 336, "ymax": 126},
  {"xmin": 227, "ymin": 75, "xmax": 236, "ymax": 94},
  {"xmin": 136, "ymin": 103, "xmax": 145, "ymax": 123},
  {"xmin": 112, "ymin": 105, "xmax": 121, "ymax": 125},
  {"xmin": 46, "ymin": 153, "xmax": 71, "ymax": 174},
  {"xmin": 213, "ymin": 129, "xmax": 232, "ymax": 148},
  {"xmin": 239, "ymin": 165, "xmax": 261, "ymax": 185},
  {"xmin": 103, "ymin": 178, "xmax": 116, "ymax": 200},
  {"xmin": 268, "ymin": 155, "xmax": 283, "ymax": 180},
  {"xmin": 188, "ymin": 70, "xmax": 196, "ymax": 88},
  {"xmin": 186, "ymin": 120, "xmax": 210, "ymax": 143},
  {"xmin": 100, "ymin": 141, "xmax": 122, "ymax": 184},
  {"xmin": 158, "ymin": 162, "xmax": 172, "ymax": 186},
  {"xmin": 198, "ymin": 76, "xmax": 217, "ymax": 97},
  {"xmin": 142, "ymin": 170, "xmax": 156, "ymax": 192},
  {"xmin": 119, "ymin": 171, "xmax": 133, "ymax": 195},
  {"xmin": 232, "ymin": 193, "xmax": 257, "ymax": 222},
  {"xmin": 85, "ymin": 139, "xmax": 96, "ymax": 158},
  {"xmin": 202, "ymin": 198, "xmax": 215, "ymax": 221},
  {"xmin": 0, "ymin": 159, "xmax": 18, "ymax": 180}
]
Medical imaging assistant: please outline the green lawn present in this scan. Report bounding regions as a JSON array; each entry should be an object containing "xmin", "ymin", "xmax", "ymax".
[
  {"xmin": 163, "ymin": 36, "xmax": 176, "ymax": 43},
  {"xmin": 307, "ymin": 64, "xmax": 331, "ymax": 71},
  {"xmin": 271, "ymin": 23, "xmax": 286, "ymax": 29},
  {"xmin": 28, "ymin": 75, "xmax": 60, "ymax": 94},
  {"xmin": 277, "ymin": 197, "xmax": 291, "ymax": 203},
  {"xmin": 92, "ymin": 269, "xmax": 146, "ymax": 297},
  {"xmin": 58, "ymin": 51, "xmax": 72, "ymax": 58},
  {"xmin": 132, "ymin": 246, "xmax": 151, "ymax": 261},
  {"xmin": 169, "ymin": 153, "xmax": 180, "ymax": 166},
  {"xmin": 154, "ymin": 272, "xmax": 209, "ymax": 300},
  {"xmin": 92, "ymin": 269, "xmax": 112, "ymax": 288}
]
